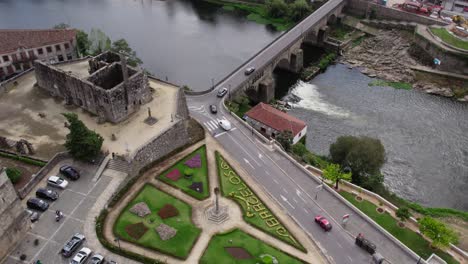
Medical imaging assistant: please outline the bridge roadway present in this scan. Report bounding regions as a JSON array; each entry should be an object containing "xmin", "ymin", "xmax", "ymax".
[
  {"xmin": 211, "ymin": 0, "xmax": 344, "ymax": 94},
  {"xmin": 186, "ymin": 0, "xmax": 419, "ymax": 263}
]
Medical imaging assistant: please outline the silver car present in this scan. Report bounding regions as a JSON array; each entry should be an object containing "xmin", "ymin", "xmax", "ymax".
[{"xmin": 47, "ymin": 176, "xmax": 69, "ymax": 189}]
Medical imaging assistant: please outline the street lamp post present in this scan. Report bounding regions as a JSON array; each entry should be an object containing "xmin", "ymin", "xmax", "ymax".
[
  {"xmin": 211, "ymin": 78, "xmax": 215, "ymax": 90},
  {"xmin": 228, "ymin": 84, "xmax": 231, "ymax": 100}
]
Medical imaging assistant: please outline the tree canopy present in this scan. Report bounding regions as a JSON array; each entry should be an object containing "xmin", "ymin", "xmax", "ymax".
[
  {"xmin": 396, "ymin": 207, "xmax": 411, "ymax": 222},
  {"xmin": 89, "ymin": 28, "xmax": 111, "ymax": 55},
  {"xmin": 289, "ymin": 0, "xmax": 311, "ymax": 22},
  {"xmin": 76, "ymin": 30, "xmax": 91, "ymax": 57},
  {"xmin": 110, "ymin": 39, "xmax": 142, "ymax": 67},
  {"xmin": 419, "ymin": 217, "xmax": 459, "ymax": 249},
  {"xmin": 322, "ymin": 163, "xmax": 351, "ymax": 189},
  {"xmin": 276, "ymin": 130, "xmax": 293, "ymax": 152},
  {"xmin": 265, "ymin": 0, "xmax": 289, "ymax": 18},
  {"xmin": 329, "ymin": 135, "xmax": 385, "ymax": 185},
  {"xmin": 63, "ymin": 113, "xmax": 103, "ymax": 162}
]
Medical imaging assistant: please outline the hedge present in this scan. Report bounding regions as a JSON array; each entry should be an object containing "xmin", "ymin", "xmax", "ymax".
[{"xmin": 0, "ymin": 152, "xmax": 47, "ymax": 167}]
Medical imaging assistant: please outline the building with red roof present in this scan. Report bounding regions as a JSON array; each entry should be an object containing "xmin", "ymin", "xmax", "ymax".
[
  {"xmin": 244, "ymin": 102, "xmax": 307, "ymax": 144},
  {"xmin": 0, "ymin": 29, "xmax": 77, "ymax": 81}
]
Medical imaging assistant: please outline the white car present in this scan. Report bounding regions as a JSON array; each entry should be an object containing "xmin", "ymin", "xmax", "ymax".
[
  {"xmin": 70, "ymin": 247, "xmax": 92, "ymax": 264},
  {"xmin": 48, "ymin": 176, "xmax": 69, "ymax": 189},
  {"xmin": 219, "ymin": 120, "xmax": 232, "ymax": 131},
  {"xmin": 89, "ymin": 253, "xmax": 105, "ymax": 264}
]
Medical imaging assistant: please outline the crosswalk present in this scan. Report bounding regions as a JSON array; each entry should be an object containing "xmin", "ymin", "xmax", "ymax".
[{"xmin": 204, "ymin": 118, "xmax": 224, "ymax": 132}]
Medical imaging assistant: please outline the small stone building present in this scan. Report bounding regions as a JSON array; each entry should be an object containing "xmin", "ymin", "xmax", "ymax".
[
  {"xmin": 34, "ymin": 51, "xmax": 152, "ymax": 123},
  {"xmin": 0, "ymin": 168, "xmax": 30, "ymax": 261}
]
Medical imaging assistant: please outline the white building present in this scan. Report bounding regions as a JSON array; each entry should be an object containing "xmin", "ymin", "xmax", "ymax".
[
  {"xmin": 244, "ymin": 102, "xmax": 307, "ymax": 144},
  {"xmin": 0, "ymin": 29, "xmax": 77, "ymax": 81}
]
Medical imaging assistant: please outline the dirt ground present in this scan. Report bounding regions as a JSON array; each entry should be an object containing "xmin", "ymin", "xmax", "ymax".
[{"xmin": 0, "ymin": 156, "xmax": 42, "ymax": 190}]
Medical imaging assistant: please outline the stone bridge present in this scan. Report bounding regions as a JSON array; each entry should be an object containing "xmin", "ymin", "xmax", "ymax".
[{"xmin": 219, "ymin": 0, "xmax": 346, "ymax": 103}]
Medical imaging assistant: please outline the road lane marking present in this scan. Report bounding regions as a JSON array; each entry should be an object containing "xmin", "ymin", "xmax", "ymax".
[
  {"xmin": 282, "ymin": 188, "xmax": 288, "ymax": 194},
  {"xmin": 347, "ymin": 256, "xmax": 353, "ymax": 262},
  {"xmin": 227, "ymin": 133, "xmax": 261, "ymax": 166},
  {"xmin": 265, "ymin": 170, "xmax": 270, "ymax": 175},
  {"xmin": 303, "ymin": 208, "xmax": 309, "ymax": 214},
  {"xmin": 337, "ymin": 242, "xmax": 343, "ymax": 248},
  {"xmin": 280, "ymin": 195, "xmax": 295, "ymax": 209},
  {"xmin": 293, "ymin": 197, "xmax": 298, "ymax": 204},
  {"xmin": 273, "ymin": 179, "xmax": 279, "ymax": 184},
  {"xmin": 243, "ymin": 158, "xmax": 255, "ymax": 169},
  {"xmin": 215, "ymin": 131, "xmax": 227, "ymax": 138}
]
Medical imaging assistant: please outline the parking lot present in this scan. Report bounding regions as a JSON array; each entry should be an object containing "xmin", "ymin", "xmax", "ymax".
[{"xmin": 4, "ymin": 158, "xmax": 129, "ymax": 264}]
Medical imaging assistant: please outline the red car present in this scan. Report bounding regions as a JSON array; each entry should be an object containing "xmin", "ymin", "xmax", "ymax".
[{"xmin": 315, "ymin": 215, "xmax": 332, "ymax": 231}]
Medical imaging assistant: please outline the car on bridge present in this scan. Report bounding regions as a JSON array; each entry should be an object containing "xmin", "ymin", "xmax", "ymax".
[
  {"xmin": 244, "ymin": 67, "xmax": 255, "ymax": 75},
  {"xmin": 314, "ymin": 215, "xmax": 332, "ymax": 231}
]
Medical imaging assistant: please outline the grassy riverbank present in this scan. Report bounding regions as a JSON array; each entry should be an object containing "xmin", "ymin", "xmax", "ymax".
[
  {"xmin": 368, "ymin": 80, "xmax": 412, "ymax": 90},
  {"xmin": 430, "ymin": 28, "xmax": 468, "ymax": 51}
]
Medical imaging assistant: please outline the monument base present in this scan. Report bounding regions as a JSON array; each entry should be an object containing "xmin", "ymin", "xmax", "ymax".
[{"xmin": 205, "ymin": 205, "xmax": 229, "ymax": 224}]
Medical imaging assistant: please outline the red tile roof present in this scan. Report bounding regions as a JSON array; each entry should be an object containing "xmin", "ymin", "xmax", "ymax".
[
  {"xmin": 0, "ymin": 29, "xmax": 76, "ymax": 54},
  {"xmin": 245, "ymin": 102, "xmax": 306, "ymax": 136}
]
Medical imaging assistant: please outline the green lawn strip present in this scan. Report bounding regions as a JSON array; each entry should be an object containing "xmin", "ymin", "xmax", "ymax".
[
  {"xmin": 340, "ymin": 191, "xmax": 459, "ymax": 264},
  {"xmin": 368, "ymin": 80, "xmax": 412, "ymax": 90},
  {"xmin": 430, "ymin": 28, "xmax": 468, "ymax": 50},
  {"xmin": 215, "ymin": 152, "xmax": 306, "ymax": 252},
  {"xmin": 200, "ymin": 228, "xmax": 305, "ymax": 264},
  {"xmin": 0, "ymin": 151, "xmax": 47, "ymax": 167},
  {"xmin": 158, "ymin": 145, "xmax": 209, "ymax": 200},
  {"xmin": 113, "ymin": 184, "xmax": 201, "ymax": 259}
]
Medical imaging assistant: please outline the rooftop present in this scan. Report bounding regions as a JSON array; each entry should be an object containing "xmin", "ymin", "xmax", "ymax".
[
  {"xmin": 245, "ymin": 102, "xmax": 306, "ymax": 136},
  {"xmin": 0, "ymin": 29, "xmax": 76, "ymax": 54}
]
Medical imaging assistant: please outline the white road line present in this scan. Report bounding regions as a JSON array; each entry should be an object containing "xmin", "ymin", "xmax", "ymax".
[
  {"xmin": 209, "ymin": 120, "xmax": 218, "ymax": 129},
  {"xmin": 204, "ymin": 123, "xmax": 213, "ymax": 131},
  {"xmin": 243, "ymin": 158, "xmax": 255, "ymax": 169},
  {"xmin": 293, "ymin": 197, "xmax": 298, "ymax": 204},
  {"xmin": 303, "ymin": 208, "xmax": 309, "ymax": 214},
  {"xmin": 347, "ymin": 256, "xmax": 353, "ymax": 262},
  {"xmin": 273, "ymin": 179, "xmax": 279, "ymax": 184},
  {"xmin": 214, "ymin": 131, "xmax": 227, "ymax": 138},
  {"xmin": 337, "ymin": 242, "xmax": 343, "ymax": 249},
  {"xmin": 265, "ymin": 170, "xmax": 270, "ymax": 175},
  {"xmin": 283, "ymin": 188, "xmax": 288, "ymax": 194},
  {"xmin": 227, "ymin": 133, "xmax": 261, "ymax": 166}
]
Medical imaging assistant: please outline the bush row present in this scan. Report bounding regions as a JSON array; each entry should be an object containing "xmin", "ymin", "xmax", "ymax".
[
  {"xmin": 0, "ymin": 151, "xmax": 47, "ymax": 167},
  {"xmin": 317, "ymin": 52, "xmax": 337, "ymax": 71}
]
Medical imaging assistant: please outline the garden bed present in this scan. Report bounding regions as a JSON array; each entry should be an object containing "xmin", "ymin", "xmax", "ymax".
[
  {"xmin": 158, "ymin": 145, "xmax": 209, "ymax": 200},
  {"xmin": 113, "ymin": 184, "xmax": 201, "ymax": 259},
  {"xmin": 199, "ymin": 228, "xmax": 304, "ymax": 264},
  {"xmin": 216, "ymin": 152, "xmax": 305, "ymax": 252}
]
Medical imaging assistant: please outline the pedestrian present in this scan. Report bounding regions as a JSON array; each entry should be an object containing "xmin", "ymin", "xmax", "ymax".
[{"xmin": 112, "ymin": 152, "xmax": 115, "ymax": 159}]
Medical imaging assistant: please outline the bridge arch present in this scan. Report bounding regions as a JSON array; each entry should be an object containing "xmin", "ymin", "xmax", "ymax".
[
  {"xmin": 275, "ymin": 57, "xmax": 291, "ymax": 72},
  {"xmin": 327, "ymin": 14, "xmax": 336, "ymax": 25}
]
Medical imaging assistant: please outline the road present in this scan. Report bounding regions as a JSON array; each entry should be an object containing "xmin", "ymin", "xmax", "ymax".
[{"xmin": 186, "ymin": 90, "xmax": 417, "ymax": 264}]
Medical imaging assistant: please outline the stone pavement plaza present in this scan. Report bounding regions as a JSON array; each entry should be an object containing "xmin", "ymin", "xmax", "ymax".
[
  {"xmin": 0, "ymin": 61, "xmax": 178, "ymax": 159},
  {"xmin": 101, "ymin": 134, "xmax": 326, "ymax": 263}
]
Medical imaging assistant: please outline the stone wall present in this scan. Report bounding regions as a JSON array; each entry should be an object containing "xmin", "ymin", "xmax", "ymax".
[
  {"xmin": 0, "ymin": 168, "xmax": 30, "ymax": 261},
  {"xmin": 345, "ymin": 0, "xmax": 448, "ymax": 26}
]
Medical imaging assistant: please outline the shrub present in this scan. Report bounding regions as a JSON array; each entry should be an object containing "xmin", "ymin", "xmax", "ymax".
[
  {"xmin": 184, "ymin": 168, "xmax": 194, "ymax": 176},
  {"xmin": 0, "ymin": 152, "xmax": 46, "ymax": 167},
  {"xmin": 291, "ymin": 143, "xmax": 307, "ymax": 157},
  {"xmin": 396, "ymin": 206, "xmax": 411, "ymax": 222},
  {"xmin": 6, "ymin": 167, "xmax": 22, "ymax": 184},
  {"xmin": 419, "ymin": 217, "xmax": 459, "ymax": 249}
]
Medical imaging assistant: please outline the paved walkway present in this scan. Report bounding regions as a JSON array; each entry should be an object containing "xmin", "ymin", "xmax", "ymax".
[{"xmin": 99, "ymin": 134, "xmax": 326, "ymax": 263}]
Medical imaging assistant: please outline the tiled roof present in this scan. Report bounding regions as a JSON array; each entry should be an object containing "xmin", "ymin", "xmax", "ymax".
[
  {"xmin": 245, "ymin": 102, "xmax": 306, "ymax": 136},
  {"xmin": 0, "ymin": 29, "xmax": 76, "ymax": 54}
]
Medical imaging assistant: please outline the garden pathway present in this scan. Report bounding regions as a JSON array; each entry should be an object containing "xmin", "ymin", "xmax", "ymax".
[{"xmin": 101, "ymin": 133, "xmax": 326, "ymax": 263}]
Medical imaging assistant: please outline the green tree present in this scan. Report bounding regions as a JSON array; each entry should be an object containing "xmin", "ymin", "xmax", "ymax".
[
  {"xmin": 291, "ymin": 142, "xmax": 307, "ymax": 157},
  {"xmin": 289, "ymin": 0, "xmax": 311, "ymax": 22},
  {"xmin": 76, "ymin": 30, "xmax": 91, "ymax": 57},
  {"xmin": 265, "ymin": 0, "xmax": 289, "ymax": 18},
  {"xmin": 89, "ymin": 28, "xmax": 111, "ymax": 55},
  {"xmin": 6, "ymin": 167, "xmax": 22, "ymax": 184},
  {"xmin": 276, "ymin": 130, "xmax": 293, "ymax": 152},
  {"xmin": 419, "ymin": 217, "xmax": 459, "ymax": 249},
  {"xmin": 110, "ymin": 38, "xmax": 143, "ymax": 67},
  {"xmin": 396, "ymin": 206, "xmax": 411, "ymax": 222},
  {"xmin": 53, "ymin": 23, "xmax": 70, "ymax": 29},
  {"xmin": 322, "ymin": 163, "xmax": 351, "ymax": 189},
  {"xmin": 63, "ymin": 113, "xmax": 103, "ymax": 162},
  {"xmin": 329, "ymin": 135, "xmax": 385, "ymax": 185}
]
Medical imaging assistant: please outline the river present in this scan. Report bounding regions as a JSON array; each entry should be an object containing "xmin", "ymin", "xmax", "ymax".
[
  {"xmin": 1, "ymin": 0, "xmax": 466, "ymax": 210},
  {"xmin": 0, "ymin": 0, "xmax": 280, "ymax": 91},
  {"xmin": 284, "ymin": 64, "xmax": 468, "ymax": 210}
]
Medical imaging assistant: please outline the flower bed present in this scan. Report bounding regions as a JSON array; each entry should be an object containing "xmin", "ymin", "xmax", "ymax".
[
  {"xmin": 215, "ymin": 152, "xmax": 305, "ymax": 252},
  {"xmin": 158, "ymin": 145, "xmax": 209, "ymax": 200}
]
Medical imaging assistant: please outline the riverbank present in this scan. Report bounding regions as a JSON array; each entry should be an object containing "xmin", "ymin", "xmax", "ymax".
[{"xmin": 341, "ymin": 28, "xmax": 468, "ymax": 101}]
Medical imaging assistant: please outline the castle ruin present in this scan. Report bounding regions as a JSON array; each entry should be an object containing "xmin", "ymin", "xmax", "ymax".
[{"xmin": 34, "ymin": 51, "xmax": 152, "ymax": 123}]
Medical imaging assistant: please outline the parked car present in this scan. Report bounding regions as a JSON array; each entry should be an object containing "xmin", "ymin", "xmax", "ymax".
[
  {"xmin": 219, "ymin": 120, "xmax": 232, "ymax": 131},
  {"xmin": 25, "ymin": 209, "xmax": 40, "ymax": 223},
  {"xmin": 36, "ymin": 187, "xmax": 59, "ymax": 201},
  {"xmin": 355, "ymin": 233, "xmax": 376, "ymax": 254},
  {"xmin": 314, "ymin": 215, "xmax": 332, "ymax": 231},
  {"xmin": 60, "ymin": 165, "xmax": 80, "ymax": 180},
  {"xmin": 217, "ymin": 87, "xmax": 228, "ymax": 97},
  {"xmin": 89, "ymin": 253, "xmax": 104, "ymax": 264},
  {"xmin": 70, "ymin": 247, "xmax": 91, "ymax": 264},
  {"xmin": 48, "ymin": 176, "xmax": 68, "ymax": 189},
  {"xmin": 26, "ymin": 198, "xmax": 49, "ymax": 211},
  {"xmin": 244, "ymin": 67, "xmax": 255, "ymax": 75},
  {"xmin": 62, "ymin": 233, "xmax": 86, "ymax": 258},
  {"xmin": 210, "ymin": 105, "xmax": 217, "ymax": 114}
]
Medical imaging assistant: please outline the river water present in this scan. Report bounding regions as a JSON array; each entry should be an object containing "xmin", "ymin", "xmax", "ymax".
[
  {"xmin": 286, "ymin": 64, "xmax": 468, "ymax": 210},
  {"xmin": 1, "ymin": 0, "xmax": 466, "ymax": 209}
]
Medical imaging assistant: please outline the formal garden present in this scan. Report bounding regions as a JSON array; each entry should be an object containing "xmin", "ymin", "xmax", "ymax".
[
  {"xmin": 113, "ymin": 184, "xmax": 201, "ymax": 259},
  {"xmin": 200, "ymin": 228, "xmax": 304, "ymax": 264},
  {"xmin": 215, "ymin": 152, "xmax": 305, "ymax": 252},
  {"xmin": 158, "ymin": 145, "xmax": 209, "ymax": 200}
]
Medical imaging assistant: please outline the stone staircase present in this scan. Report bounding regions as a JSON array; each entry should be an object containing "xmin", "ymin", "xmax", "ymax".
[{"xmin": 106, "ymin": 158, "xmax": 130, "ymax": 174}]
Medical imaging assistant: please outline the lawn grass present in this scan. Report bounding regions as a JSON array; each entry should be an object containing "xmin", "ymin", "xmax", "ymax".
[
  {"xmin": 430, "ymin": 28, "xmax": 468, "ymax": 51},
  {"xmin": 340, "ymin": 191, "xmax": 459, "ymax": 264},
  {"xmin": 215, "ymin": 152, "xmax": 305, "ymax": 252},
  {"xmin": 113, "ymin": 184, "xmax": 201, "ymax": 259},
  {"xmin": 368, "ymin": 80, "xmax": 412, "ymax": 90},
  {"xmin": 199, "ymin": 228, "xmax": 304, "ymax": 264},
  {"xmin": 158, "ymin": 145, "xmax": 209, "ymax": 200}
]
